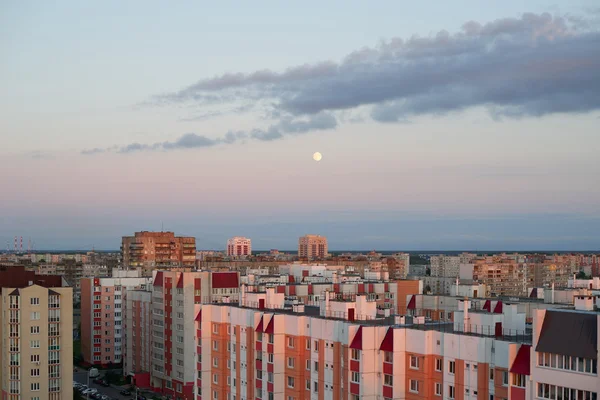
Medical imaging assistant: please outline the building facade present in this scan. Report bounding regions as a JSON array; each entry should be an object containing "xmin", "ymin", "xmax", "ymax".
[
  {"xmin": 0, "ymin": 267, "xmax": 73, "ymax": 400},
  {"xmin": 80, "ymin": 270, "xmax": 152, "ymax": 366},
  {"xmin": 227, "ymin": 237, "xmax": 252, "ymax": 258},
  {"xmin": 121, "ymin": 231, "xmax": 196, "ymax": 276},
  {"xmin": 298, "ymin": 235, "xmax": 328, "ymax": 260}
]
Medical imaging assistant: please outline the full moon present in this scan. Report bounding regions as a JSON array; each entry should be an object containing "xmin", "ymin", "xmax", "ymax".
[{"xmin": 313, "ymin": 152, "xmax": 322, "ymax": 162}]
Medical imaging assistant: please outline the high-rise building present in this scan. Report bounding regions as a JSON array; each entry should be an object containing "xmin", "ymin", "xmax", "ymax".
[
  {"xmin": 298, "ymin": 235, "xmax": 328, "ymax": 260},
  {"xmin": 0, "ymin": 266, "xmax": 73, "ymax": 400},
  {"xmin": 226, "ymin": 237, "xmax": 252, "ymax": 257},
  {"xmin": 121, "ymin": 231, "xmax": 196, "ymax": 276},
  {"xmin": 123, "ymin": 270, "xmax": 240, "ymax": 398},
  {"xmin": 80, "ymin": 270, "xmax": 152, "ymax": 366}
]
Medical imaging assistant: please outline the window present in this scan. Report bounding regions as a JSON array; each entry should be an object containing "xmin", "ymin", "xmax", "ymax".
[
  {"xmin": 213, "ymin": 374, "xmax": 218, "ymax": 384},
  {"xmin": 314, "ymin": 361, "xmax": 319, "ymax": 372},
  {"xmin": 213, "ymin": 324, "xmax": 219, "ymax": 333},
  {"xmin": 257, "ymin": 370, "xmax": 263, "ymax": 379},
  {"xmin": 409, "ymin": 379, "xmax": 419, "ymax": 393},
  {"xmin": 435, "ymin": 358, "xmax": 442, "ymax": 372},
  {"xmin": 31, "ymin": 354, "xmax": 40, "ymax": 362},
  {"xmin": 502, "ymin": 371, "xmax": 508, "ymax": 386},
  {"xmin": 384, "ymin": 374, "xmax": 393, "ymax": 386},
  {"xmin": 31, "ymin": 382, "xmax": 40, "ymax": 391},
  {"xmin": 177, "ymin": 347, "xmax": 184, "ymax": 355},
  {"xmin": 287, "ymin": 376, "xmax": 295, "ymax": 388},
  {"xmin": 268, "ymin": 334, "xmax": 274, "ymax": 344},
  {"xmin": 268, "ymin": 372, "xmax": 273, "ymax": 383},
  {"xmin": 449, "ymin": 361, "xmax": 456, "ymax": 374},
  {"xmin": 306, "ymin": 359, "xmax": 311, "ymax": 370},
  {"xmin": 511, "ymin": 374, "xmax": 526, "ymax": 388},
  {"xmin": 449, "ymin": 385, "xmax": 455, "ymax": 399},
  {"xmin": 306, "ymin": 379, "xmax": 310, "ymax": 390},
  {"xmin": 213, "ymin": 340, "xmax": 218, "ymax": 350},
  {"xmin": 306, "ymin": 339, "xmax": 311, "ymax": 350},
  {"xmin": 384, "ymin": 351, "xmax": 393, "ymax": 363},
  {"xmin": 314, "ymin": 340, "xmax": 319, "ymax": 351},
  {"xmin": 410, "ymin": 355, "xmax": 419, "ymax": 369},
  {"xmin": 435, "ymin": 382, "xmax": 442, "ymax": 396},
  {"xmin": 287, "ymin": 336, "xmax": 295, "ymax": 348},
  {"xmin": 30, "ymin": 326, "xmax": 40, "ymax": 334},
  {"xmin": 30, "ymin": 297, "xmax": 40, "ymax": 305},
  {"xmin": 351, "ymin": 372, "xmax": 360, "ymax": 383},
  {"xmin": 351, "ymin": 348, "xmax": 360, "ymax": 360},
  {"xmin": 489, "ymin": 368, "xmax": 494, "ymax": 380},
  {"xmin": 257, "ymin": 332, "xmax": 263, "ymax": 342},
  {"xmin": 268, "ymin": 354, "xmax": 274, "ymax": 363},
  {"xmin": 213, "ymin": 358, "xmax": 218, "ymax": 367},
  {"xmin": 177, "ymin": 312, "xmax": 184, "ymax": 319},
  {"xmin": 30, "ymin": 340, "xmax": 40, "ymax": 348},
  {"xmin": 31, "ymin": 368, "xmax": 40, "ymax": 377},
  {"xmin": 287, "ymin": 357, "xmax": 295, "ymax": 368},
  {"xmin": 30, "ymin": 312, "xmax": 40, "ymax": 320},
  {"xmin": 314, "ymin": 381, "xmax": 318, "ymax": 393}
]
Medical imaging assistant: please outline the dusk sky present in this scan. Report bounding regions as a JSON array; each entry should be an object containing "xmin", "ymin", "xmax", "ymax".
[{"xmin": 1, "ymin": 1, "xmax": 599, "ymax": 251}]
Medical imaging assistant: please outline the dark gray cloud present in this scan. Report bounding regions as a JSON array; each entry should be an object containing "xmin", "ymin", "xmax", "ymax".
[
  {"xmin": 157, "ymin": 12, "xmax": 600, "ymax": 122},
  {"xmin": 82, "ymin": 113, "xmax": 336, "ymax": 154}
]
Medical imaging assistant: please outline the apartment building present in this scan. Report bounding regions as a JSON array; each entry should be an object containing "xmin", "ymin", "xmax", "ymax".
[
  {"xmin": 0, "ymin": 266, "xmax": 73, "ymax": 400},
  {"xmin": 123, "ymin": 270, "xmax": 240, "ymax": 398},
  {"xmin": 298, "ymin": 235, "xmax": 328, "ymax": 260},
  {"xmin": 430, "ymin": 253, "xmax": 476, "ymax": 277},
  {"xmin": 80, "ymin": 270, "xmax": 152, "ymax": 366},
  {"xmin": 121, "ymin": 231, "xmax": 196, "ymax": 275},
  {"xmin": 227, "ymin": 237, "xmax": 252, "ymax": 258}
]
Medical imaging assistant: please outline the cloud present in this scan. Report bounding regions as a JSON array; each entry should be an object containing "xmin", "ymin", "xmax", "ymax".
[
  {"xmin": 156, "ymin": 12, "xmax": 600, "ymax": 122},
  {"xmin": 86, "ymin": 12, "xmax": 599, "ymax": 155},
  {"xmin": 82, "ymin": 113, "xmax": 337, "ymax": 154}
]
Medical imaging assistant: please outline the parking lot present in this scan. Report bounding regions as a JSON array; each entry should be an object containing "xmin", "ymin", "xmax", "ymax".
[{"xmin": 73, "ymin": 371, "xmax": 146, "ymax": 400}]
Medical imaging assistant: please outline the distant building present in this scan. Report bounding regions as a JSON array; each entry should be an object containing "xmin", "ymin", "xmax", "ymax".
[
  {"xmin": 121, "ymin": 231, "xmax": 196, "ymax": 276},
  {"xmin": 226, "ymin": 236, "xmax": 252, "ymax": 257},
  {"xmin": 0, "ymin": 266, "xmax": 73, "ymax": 399},
  {"xmin": 298, "ymin": 234, "xmax": 328, "ymax": 260}
]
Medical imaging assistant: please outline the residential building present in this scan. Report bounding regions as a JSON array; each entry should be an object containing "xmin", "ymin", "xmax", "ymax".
[
  {"xmin": 298, "ymin": 235, "xmax": 328, "ymax": 260},
  {"xmin": 0, "ymin": 266, "xmax": 73, "ymax": 400},
  {"xmin": 121, "ymin": 231, "xmax": 196, "ymax": 276},
  {"xmin": 123, "ymin": 270, "xmax": 240, "ymax": 398},
  {"xmin": 80, "ymin": 270, "xmax": 152, "ymax": 366},
  {"xmin": 227, "ymin": 237, "xmax": 252, "ymax": 258}
]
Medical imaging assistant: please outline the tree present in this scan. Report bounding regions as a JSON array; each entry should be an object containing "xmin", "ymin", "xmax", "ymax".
[
  {"xmin": 425, "ymin": 267, "xmax": 431, "ymax": 276},
  {"xmin": 576, "ymin": 271, "xmax": 588, "ymax": 279}
]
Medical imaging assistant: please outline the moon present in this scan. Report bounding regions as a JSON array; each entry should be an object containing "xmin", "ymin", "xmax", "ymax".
[{"xmin": 313, "ymin": 152, "xmax": 322, "ymax": 162}]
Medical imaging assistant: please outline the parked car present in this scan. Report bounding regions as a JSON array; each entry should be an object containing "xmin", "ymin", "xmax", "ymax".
[
  {"xmin": 93, "ymin": 378, "xmax": 103, "ymax": 384},
  {"xmin": 120, "ymin": 390, "xmax": 131, "ymax": 396},
  {"xmin": 100, "ymin": 380, "xmax": 110, "ymax": 387}
]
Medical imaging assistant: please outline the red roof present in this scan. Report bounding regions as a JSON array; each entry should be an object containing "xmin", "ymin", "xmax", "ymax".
[
  {"xmin": 255, "ymin": 316, "xmax": 264, "ymax": 333},
  {"xmin": 407, "ymin": 295, "xmax": 416, "ymax": 310},
  {"xmin": 379, "ymin": 328, "xmax": 394, "ymax": 352},
  {"xmin": 264, "ymin": 316, "xmax": 274, "ymax": 334},
  {"xmin": 493, "ymin": 301, "xmax": 503, "ymax": 314},
  {"xmin": 176, "ymin": 274, "xmax": 184, "ymax": 289},
  {"xmin": 0, "ymin": 266, "xmax": 63, "ymax": 292},
  {"xmin": 195, "ymin": 310, "xmax": 202, "ymax": 322},
  {"xmin": 211, "ymin": 272, "xmax": 239, "ymax": 289},
  {"xmin": 153, "ymin": 271, "xmax": 163, "ymax": 287},
  {"xmin": 349, "ymin": 326, "xmax": 363, "ymax": 350},
  {"xmin": 483, "ymin": 300, "xmax": 491, "ymax": 312},
  {"xmin": 510, "ymin": 345, "xmax": 531, "ymax": 375}
]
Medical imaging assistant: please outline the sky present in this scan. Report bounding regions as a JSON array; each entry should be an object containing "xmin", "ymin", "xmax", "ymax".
[{"xmin": 1, "ymin": 1, "xmax": 599, "ymax": 251}]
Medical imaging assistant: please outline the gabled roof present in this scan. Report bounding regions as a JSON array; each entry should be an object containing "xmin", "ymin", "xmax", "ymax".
[
  {"xmin": 212, "ymin": 272, "xmax": 239, "ymax": 289},
  {"xmin": 176, "ymin": 274, "xmax": 184, "ymax": 289},
  {"xmin": 379, "ymin": 328, "xmax": 394, "ymax": 352},
  {"xmin": 493, "ymin": 301, "xmax": 503, "ymax": 313},
  {"xmin": 264, "ymin": 316, "xmax": 274, "ymax": 334},
  {"xmin": 536, "ymin": 311, "xmax": 597, "ymax": 360},
  {"xmin": 195, "ymin": 310, "xmax": 202, "ymax": 322},
  {"xmin": 529, "ymin": 288, "xmax": 538, "ymax": 298},
  {"xmin": 510, "ymin": 345, "xmax": 531, "ymax": 375},
  {"xmin": 407, "ymin": 295, "xmax": 416, "ymax": 310},
  {"xmin": 153, "ymin": 271, "xmax": 164, "ymax": 287},
  {"xmin": 255, "ymin": 316, "xmax": 264, "ymax": 333},
  {"xmin": 349, "ymin": 326, "xmax": 363, "ymax": 350},
  {"xmin": 483, "ymin": 300, "xmax": 491, "ymax": 312}
]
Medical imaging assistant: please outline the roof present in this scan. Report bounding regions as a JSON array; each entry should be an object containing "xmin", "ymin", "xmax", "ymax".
[
  {"xmin": 264, "ymin": 316, "xmax": 274, "ymax": 334},
  {"xmin": 493, "ymin": 301, "xmax": 503, "ymax": 313},
  {"xmin": 535, "ymin": 310, "xmax": 597, "ymax": 360},
  {"xmin": 0, "ymin": 266, "xmax": 64, "ymax": 292},
  {"xmin": 379, "ymin": 328, "xmax": 394, "ymax": 352},
  {"xmin": 407, "ymin": 295, "xmax": 416, "ymax": 310},
  {"xmin": 212, "ymin": 272, "xmax": 239, "ymax": 289},
  {"xmin": 176, "ymin": 274, "xmax": 184, "ymax": 289},
  {"xmin": 195, "ymin": 310, "xmax": 202, "ymax": 322},
  {"xmin": 153, "ymin": 271, "xmax": 163, "ymax": 287},
  {"xmin": 255, "ymin": 316, "xmax": 264, "ymax": 333},
  {"xmin": 349, "ymin": 326, "xmax": 363, "ymax": 350},
  {"xmin": 510, "ymin": 345, "xmax": 531, "ymax": 375}
]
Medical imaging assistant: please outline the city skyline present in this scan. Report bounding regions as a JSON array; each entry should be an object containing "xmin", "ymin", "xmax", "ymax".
[{"xmin": 2, "ymin": 1, "xmax": 600, "ymax": 251}]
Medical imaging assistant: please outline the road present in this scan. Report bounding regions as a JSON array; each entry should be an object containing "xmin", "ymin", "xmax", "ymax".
[{"xmin": 73, "ymin": 371, "xmax": 129, "ymax": 400}]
